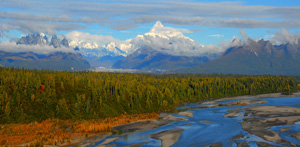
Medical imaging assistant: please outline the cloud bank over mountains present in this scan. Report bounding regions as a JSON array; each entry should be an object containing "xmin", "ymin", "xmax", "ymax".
[
  {"xmin": 0, "ymin": 21, "xmax": 222, "ymax": 56},
  {"xmin": 219, "ymin": 28, "xmax": 300, "ymax": 51},
  {"xmin": 66, "ymin": 22, "xmax": 300, "ymax": 57},
  {"xmin": 0, "ymin": 33, "xmax": 76, "ymax": 54},
  {"xmin": 272, "ymin": 29, "xmax": 300, "ymax": 45},
  {"xmin": 65, "ymin": 21, "xmax": 224, "ymax": 57},
  {"xmin": 1, "ymin": 21, "xmax": 300, "ymax": 57},
  {"xmin": 129, "ymin": 21, "xmax": 221, "ymax": 56},
  {"xmin": 0, "ymin": 41, "xmax": 76, "ymax": 54}
]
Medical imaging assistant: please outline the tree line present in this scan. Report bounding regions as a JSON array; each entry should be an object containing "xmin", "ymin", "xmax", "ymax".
[{"xmin": 0, "ymin": 67, "xmax": 297, "ymax": 124}]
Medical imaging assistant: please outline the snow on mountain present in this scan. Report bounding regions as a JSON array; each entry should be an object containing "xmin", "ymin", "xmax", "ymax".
[
  {"xmin": 69, "ymin": 40, "xmax": 99, "ymax": 49},
  {"xmin": 102, "ymin": 42, "xmax": 133, "ymax": 55},
  {"xmin": 130, "ymin": 21, "xmax": 208, "ymax": 56},
  {"xmin": 140, "ymin": 21, "xmax": 194, "ymax": 42},
  {"xmin": 16, "ymin": 33, "xmax": 49, "ymax": 46},
  {"xmin": 16, "ymin": 33, "xmax": 73, "ymax": 49},
  {"xmin": 67, "ymin": 31, "xmax": 134, "ymax": 58},
  {"xmin": 66, "ymin": 21, "xmax": 210, "ymax": 58},
  {"xmin": 0, "ymin": 33, "xmax": 91, "ymax": 70}
]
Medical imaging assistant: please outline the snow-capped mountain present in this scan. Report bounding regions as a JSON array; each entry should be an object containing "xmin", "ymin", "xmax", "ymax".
[
  {"xmin": 67, "ymin": 21, "xmax": 206, "ymax": 58},
  {"xmin": 137, "ymin": 21, "xmax": 194, "ymax": 43},
  {"xmin": 0, "ymin": 33, "xmax": 91, "ymax": 71},
  {"xmin": 67, "ymin": 31, "xmax": 134, "ymax": 58},
  {"xmin": 69, "ymin": 40, "xmax": 99, "ymax": 49},
  {"xmin": 130, "ymin": 21, "xmax": 206, "ymax": 56},
  {"xmin": 17, "ymin": 33, "xmax": 70, "ymax": 48},
  {"xmin": 17, "ymin": 33, "xmax": 48, "ymax": 46},
  {"xmin": 112, "ymin": 22, "xmax": 211, "ymax": 71},
  {"xmin": 66, "ymin": 21, "xmax": 209, "ymax": 68}
]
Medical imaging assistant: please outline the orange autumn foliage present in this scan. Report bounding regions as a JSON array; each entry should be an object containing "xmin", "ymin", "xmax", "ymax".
[
  {"xmin": 0, "ymin": 113, "xmax": 158, "ymax": 146},
  {"xmin": 33, "ymin": 85, "xmax": 45, "ymax": 92},
  {"xmin": 39, "ymin": 85, "xmax": 45, "ymax": 92},
  {"xmin": 73, "ymin": 113, "xmax": 159, "ymax": 134}
]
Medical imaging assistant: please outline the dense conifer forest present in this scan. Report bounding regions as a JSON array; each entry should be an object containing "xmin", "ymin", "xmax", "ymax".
[{"xmin": 0, "ymin": 67, "xmax": 297, "ymax": 124}]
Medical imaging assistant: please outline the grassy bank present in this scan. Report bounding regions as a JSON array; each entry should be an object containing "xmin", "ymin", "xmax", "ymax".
[{"xmin": 0, "ymin": 113, "xmax": 158, "ymax": 146}]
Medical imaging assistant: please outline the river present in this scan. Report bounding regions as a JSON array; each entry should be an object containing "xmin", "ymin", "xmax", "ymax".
[{"xmin": 88, "ymin": 94, "xmax": 300, "ymax": 147}]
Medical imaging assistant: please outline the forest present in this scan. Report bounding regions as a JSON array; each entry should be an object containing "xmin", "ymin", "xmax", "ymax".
[
  {"xmin": 0, "ymin": 67, "xmax": 297, "ymax": 124},
  {"xmin": 0, "ymin": 67, "xmax": 298, "ymax": 145}
]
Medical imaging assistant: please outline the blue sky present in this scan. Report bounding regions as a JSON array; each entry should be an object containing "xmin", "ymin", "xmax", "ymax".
[{"xmin": 1, "ymin": 0, "xmax": 300, "ymax": 45}]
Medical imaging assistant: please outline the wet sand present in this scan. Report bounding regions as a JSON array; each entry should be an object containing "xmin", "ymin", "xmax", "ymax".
[
  {"xmin": 151, "ymin": 129, "xmax": 184, "ymax": 147},
  {"xmin": 224, "ymin": 105, "xmax": 300, "ymax": 146},
  {"xmin": 201, "ymin": 92, "xmax": 300, "ymax": 105},
  {"xmin": 70, "ymin": 112, "xmax": 189, "ymax": 147},
  {"xmin": 291, "ymin": 133, "xmax": 300, "ymax": 141},
  {"xmin": 178, "ymin": 111, "xmax": 193, "ymax": 117}
]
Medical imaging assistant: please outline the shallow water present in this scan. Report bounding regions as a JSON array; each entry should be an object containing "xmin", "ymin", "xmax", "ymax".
[{"xmin": 91, "ymin": 96, "xmax": 300, "ymax": 147}]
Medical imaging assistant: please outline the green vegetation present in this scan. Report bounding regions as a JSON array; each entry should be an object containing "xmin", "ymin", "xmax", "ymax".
[{"xmin": 0, "ymin": 67, "xmax": 297, "ymax": 124}]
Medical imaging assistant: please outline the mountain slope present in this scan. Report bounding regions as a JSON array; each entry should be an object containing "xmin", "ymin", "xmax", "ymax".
[
  {"xmin": 178, "ymin": 39, "xmax": 300, "ymax": 75},
  {"xmin": 67, "ymin": 21, "xmax": 209, "ymax": 68},
  {"xmin": 84, "ymin": 55, "xmax": 124, "ymax": 68},
  {"xmin": 112, "ymin": 21, "xmax": 211, "ymax": 71},
  {"xmin": 112, "ymin": 46, "xmax": 209, "ymax": 71},
  {"xmin": 0, "ymin": 51, "xmax": 90, "ymax": 70}
]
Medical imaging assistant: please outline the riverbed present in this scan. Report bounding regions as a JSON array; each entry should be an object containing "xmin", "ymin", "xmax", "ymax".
[{"xmin": 76, "ymin": 93, "xmax": 300, "ymax": 147}]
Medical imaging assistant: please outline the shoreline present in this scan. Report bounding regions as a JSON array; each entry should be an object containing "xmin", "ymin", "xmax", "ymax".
[
  {"xmin": 70, "ymin": 91, "xmax": 300, "ymax": 147},
  {"xmin": 200, "ymin": 91, "xmax": 300, "ymax": 105}
]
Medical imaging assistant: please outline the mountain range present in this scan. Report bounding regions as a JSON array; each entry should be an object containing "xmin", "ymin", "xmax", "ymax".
[
  {"xmin": 1, "ymin": 22, "xmax": 300, "ymax": 75},
  {"xmin": 67, "ymin": 32, "xmax": 133, "ymax": 68},
  {"xmin": 68, "ymin": 21, "xmax": 209, "ymax": 69},
  {"xmin": 112, "ymin": 21, "xmax": 211, "ymax": 71},
  {"xmin": 110, "ymin": 22, "xmax": 300, "ymax": 75},
  {"xmin": 112, "ymin": 46, "xmax": 209, "ymax": 72},
  {"xmin": 77, "ymin": 42, "xmax": 127, "ymax": 68},
  {"xmin": 16, "ymin": 33, "xmax": 69, "ymax": 48},
  {"xmin": 179, "ymin": 38, "xmax": 300, "ymax": 75},
  {"xmin": 0, "ymin": 33, "xmax": 90, "ymax": 71}
]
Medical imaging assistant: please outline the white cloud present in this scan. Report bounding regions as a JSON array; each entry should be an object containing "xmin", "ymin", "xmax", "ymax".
[
  {"xmin": 60, "ymin": 22, "xmax": 300, "ymax": 58},
  {"xmin": 219, "ymin": 36, "xmax": 244, "ymax": 50},
  {"xmin": 0, "ymin": 11, "xmax": 75, "ymax": 22},
  {"xmin": 263, "ymin": 35, "xmax": 274, "ymax": 40},
  {"xmin": 1, "ymin": 0, "xmax": 300, "ymax": 36},
  {"xmin": 128, "ymin": 21, "xmax": 225, "ymax": 56},
  {"xmin": 272, "ymin": 29, "xmax": 300, "ymax": 45},
  {"xmin": 65, "ymin": 31, "xmax": 135, "ymax": 55},
  {"xmin": 209, "ymin": 34, "xmax": 224, "ymax": 38},
  {"xmin": 66, "ymin": 31, "xmax": 121, "ymax": 47},
  {"xmin": 0, "ymin": 20, "xmax": 84, "ymax": 35},
  {"xmin": 240, "ymin": 29, "xmax": 248, "ymax": 38},
  {"xmin": 120, "ymin": 30, "xmax": 130, "ymax": 33},
  {"xmin": 217, "ymin": 29, "xmax": 300, "ymax": 51},
  {"xmin": 0, "ymin": 41, "xmax": 76, "ymax": 54},
  {"xmin": 64, "ymin": 21, "xmax": 226, "ymax": 57}
]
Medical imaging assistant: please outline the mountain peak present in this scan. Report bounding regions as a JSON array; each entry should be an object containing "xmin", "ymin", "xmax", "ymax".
[
  {"xmin": 153, "ymin": 21, "xmax": 164, "ymax": 28},
  {"xmin": 147, "ymin": 21, "xmax": 190, "ymax": 40},
  {"xmin": 16, "ymin": 33, "xmax": 70, "ymax": 48},
  {"xmin": 150, "ymin": 21, "xmax": 165, "ymax": 33}
]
